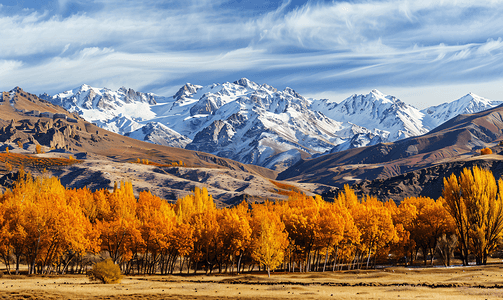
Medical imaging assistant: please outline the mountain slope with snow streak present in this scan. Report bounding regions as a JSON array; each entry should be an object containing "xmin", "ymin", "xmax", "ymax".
[{"xmin": 41, "ymin": 80, "xmax": 501, "ymax": 170}]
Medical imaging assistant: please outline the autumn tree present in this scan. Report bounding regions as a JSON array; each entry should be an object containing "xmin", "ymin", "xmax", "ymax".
[
  {"xmin": 251, "ymin": 201, "xmax": 288, "ymax": 277},
  {"xmin": 280, "ymin": 193, "xmax": 321, "ymax": 272},
  {"xmin": 96, "ymin": 181, "xmax": 142, "ymax": 267},
  {"xmin": 0, "ymin": 171, "xmax": 93, "ymax": 274},
  {"xmin": 0, "ymin": 191, "xmax": 13, "ymax": 274},
  {"xmin": 386, "ymin": 200, "xmax": 416, "ymax": 265},
  {"xmin": 218, "ymin": 202, "xmax": 252, "ymax": 274},
  {"xmin": 351, "ymin": 196, "xmax": 398, "ymax": 269},
  {"xmin": 316, "ymin": 201, "xmax": 348, "ymax": 271},
  {"xmin": 136, "ymin": 191, "xmax": 176, "ymax": 274},
  {"xmin": 399, "ymin": 197, "xmax": 455, "ymax": 265},
  {"xmin": 443, "ymin": 166, "xmax": 503, "ymax": 265},
  {"xmin": 175, "ymin": 187, "xmax": 220, "ymax": 273}
]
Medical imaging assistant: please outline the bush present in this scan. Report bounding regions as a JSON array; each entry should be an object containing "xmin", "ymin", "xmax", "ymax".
[
  {"xmin": 481, "ymin": 147, "xmax": 493, "ymax": 155},
  {"xmin": 87, "ymin": 259, "xmax": 123, "ymax": 284}
]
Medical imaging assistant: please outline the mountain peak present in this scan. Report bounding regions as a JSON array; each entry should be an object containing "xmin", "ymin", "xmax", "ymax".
[
  {"xmin": 173, "ymin": 83, "xmax": 202, "ymax": 100},
  {"xmin": 233, "ymin": 78, "xmax": 259, "ymax": 89},
  {"xmin": 420, "ymin": 92, "xmax": 503, "ymax": 128}
]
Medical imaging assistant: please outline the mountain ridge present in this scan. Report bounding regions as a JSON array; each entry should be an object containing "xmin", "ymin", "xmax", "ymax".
[{"xmin": 39, "ymin": 79, "xmax": 503, "ymax": 171}]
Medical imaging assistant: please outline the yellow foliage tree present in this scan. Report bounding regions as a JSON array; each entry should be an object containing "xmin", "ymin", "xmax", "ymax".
[
  {"xmin": 351, "ymin": 196, "xmax": 398, "ymax": 269},
  {"xmin": 96, "ymin": 181, "xmax": 142, "ymax": 266},
  {"xmin": 251, "ymin": 202, "xmax": 289, "ymax": 277},
  {"xmin": 136, "ymin": 191, "xmax": 176, "ymax": 274},
  {"xmin": 0, "ymin": 171, "xmax": 93, "ymax": 274},
  {"xmin": 399, "ymin": 197, "xmax": 455, "ymax": 265},
  {"xmin": 218, "ymin": 202, "xmax": 252, "ymax": 274},
  {"xmin": 443, "ymin": 166, "xmax": 503, "ymax": 265}
]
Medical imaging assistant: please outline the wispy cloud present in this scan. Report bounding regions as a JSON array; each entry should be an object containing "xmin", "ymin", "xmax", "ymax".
[{"xmin": 1, "ymin": 0, "xmax": 503, "ymax": 107}]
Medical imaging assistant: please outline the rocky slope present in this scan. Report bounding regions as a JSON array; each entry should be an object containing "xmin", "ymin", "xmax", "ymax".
[
  {"xmin": 321, "ymin": 154, "xmax": 503, "ymax": 203},
  {"xmin": 0, "ymin": 87, "xmax": 337, "ymax": 206},
  {"xmin": 40, "ymin": 80, "xmax": 503, "ymax": 171},
  {"xmin": 279, "ymin": 104, "xmax": 503, "ymax": 189}
]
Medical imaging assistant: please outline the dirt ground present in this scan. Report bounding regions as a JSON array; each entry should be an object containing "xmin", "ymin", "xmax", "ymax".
[{"xmin": 3, "ymin": 264, "xmax": 503, "ymax": 299}]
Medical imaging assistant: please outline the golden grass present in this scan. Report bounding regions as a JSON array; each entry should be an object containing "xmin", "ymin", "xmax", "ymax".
[
  {"xmin": 0, "ymin": 153, "xmax": 81, "ymax": 170},
  {"xmin": 270, "ymin": 180, "xmax": 302, "ymax": 196},
  {"xmin": 3, "ymin": 264, "xmax": 503, "ymax": 299},
  {"xmin": 131, "ymin": 159, "xmax": 190, "ymax": 168}
]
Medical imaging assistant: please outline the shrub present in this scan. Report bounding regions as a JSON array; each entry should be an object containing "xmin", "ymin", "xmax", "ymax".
[
  {"xmin": 481, "ymin": 147, "xmax": 493, "ymax": 155},
  {"xmin": 87, "ymin": 259, "xmax": 123, "ymax": 284},
  {"xmin": 35, "ymin": 144, "xmax": 42, "ymax": 154},
  {"xmin": 17, "ymin": 141, "xmax": 22, "ymax": 148}
]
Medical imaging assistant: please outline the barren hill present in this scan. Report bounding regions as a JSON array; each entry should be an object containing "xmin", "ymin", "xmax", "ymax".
[
  {"xmin": 278, "ymin": 104, "xmax": 503, "ymax": 191},
  {"xmin": 0, "ymin": 87, "xmax": 331, "ymax": 205}
]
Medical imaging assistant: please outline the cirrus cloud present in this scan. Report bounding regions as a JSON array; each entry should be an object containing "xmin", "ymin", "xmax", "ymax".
[{"xmin": 1, "ymin": 0, "xmax": 503, "ymax": 107}]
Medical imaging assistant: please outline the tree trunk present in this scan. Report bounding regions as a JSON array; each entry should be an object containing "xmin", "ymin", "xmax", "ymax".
[
  {"xmin": 323, "ymin": 247, "xmax": 329, "ymax": 272},
  {"xmin": 237, "ymin": 254, "xmax": 243, "ymax": 275},
  {"xmin": 31, "ymin": 232, "xmax": 41, "ymax": 274},
  {"xmin": 366, "ymin": 247, "xmax": 372, "ymax": 269}
]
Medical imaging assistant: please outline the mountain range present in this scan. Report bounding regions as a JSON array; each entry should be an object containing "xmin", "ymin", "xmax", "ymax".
[
  {"xmin": 39, "ymin": 79, "xmax": 503, "ymax": 171},
  {"xmin": 2, "ymin": 85, "xmax": 503, "ymax": 205}
]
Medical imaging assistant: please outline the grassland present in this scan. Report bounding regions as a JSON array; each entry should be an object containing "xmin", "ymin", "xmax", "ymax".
[{"xmin": 3, "ymin": 263, "xmax": 503, "ymax": 299}]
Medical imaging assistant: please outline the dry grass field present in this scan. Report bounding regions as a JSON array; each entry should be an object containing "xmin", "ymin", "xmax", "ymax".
[{"xmin": 3, "ymin": 264, "xmax": 503, "ymax": 299}]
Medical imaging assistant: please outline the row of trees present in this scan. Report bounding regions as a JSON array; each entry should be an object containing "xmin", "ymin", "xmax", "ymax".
[{"xmin": 0, "ymin": 166, "xmax": 502, "ymax": 276}]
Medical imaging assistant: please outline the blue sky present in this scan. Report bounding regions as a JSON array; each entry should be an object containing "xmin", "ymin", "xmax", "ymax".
[{"xmin": 2, "ymin": 0, "xmax": 503, "ymax": 108}]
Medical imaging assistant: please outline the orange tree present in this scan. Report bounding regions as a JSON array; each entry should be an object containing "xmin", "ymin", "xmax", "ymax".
[
  {"xmin": 95, "ymin": 181, "xmax": 142, "ymax": 269},
  {"xmin": 351, "ymin": 196, "xmax": 398, "ymax": 269},
  {"xmin": 443, "ymin": 166, "xmax": 503, "ymax": 265},
  {"xmin": 217, "ymin": 201, "xmax": 252, "ymax": 274},
  {"xmin": 398, "ymin": 197, "xmax": 455, "ymax": 265},
  {"xmin": 250, "ymin": 201, "xmax": 289, "ymax": 277}
]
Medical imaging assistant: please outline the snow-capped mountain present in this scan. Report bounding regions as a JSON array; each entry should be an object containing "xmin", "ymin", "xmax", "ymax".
[
  {"xmin": 179, "ymin": 80, "xmax": 345, "ymax": 168},
  {"xmin": 39, "ymin": 84, "xmax": 164, "ymax": 134},
  {"xmin": 311, "ymin": 90, "xmax": 428, "ymax": 142},
  {"xmin": 421, "ymin": 93, "xmax": 503, "ymax": 129},
  {"xmin": 40, "ymin": 79, "xmax": 501, "ymax": 171},
  {"xmin": 126, "ymin": 122, "xmax": 192, "ymax": 148}
]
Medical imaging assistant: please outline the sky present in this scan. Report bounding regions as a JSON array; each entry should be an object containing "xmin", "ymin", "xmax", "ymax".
[{"xmin": 2, "ymin": 0, "xmax": 503, "ymax": 108}]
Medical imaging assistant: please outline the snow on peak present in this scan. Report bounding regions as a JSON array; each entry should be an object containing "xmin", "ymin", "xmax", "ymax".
[
  {"xmin": 173, "ymin": 83, "xmax": 203, "ymax": 101},
  {"xmin": 311, "ymin": 90, "xmax": 426, "ymax": 141},
  {"xmin": 421, "ymin": 93, "xmax": 503, "ymax": 129},
  {"xmin": 43, "ymin": 80, "xmax": 503, "ymax": 170},
  {"xmin": 233, "ymin": 78, "xmax": 260, "ymax": 90},
  {"xmin": 41, "ymin": 85, "xmax": 166, "ymax": 129},
  {"xmin": 127, "ymin": 121, "xmax": 192, "ymax": 148}
]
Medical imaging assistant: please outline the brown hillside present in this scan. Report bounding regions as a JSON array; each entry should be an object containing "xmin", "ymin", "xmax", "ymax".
[
  {"xmin": 0, "ymin": 87, "xmax": 277, "ymax": 179},
  {"xmin": 279, "ymin": 105, "xmax": 503, "ymax": 188},
  {"xmin": 0, "ymin": 87, "xmax": 336, "ymax": 206}
]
